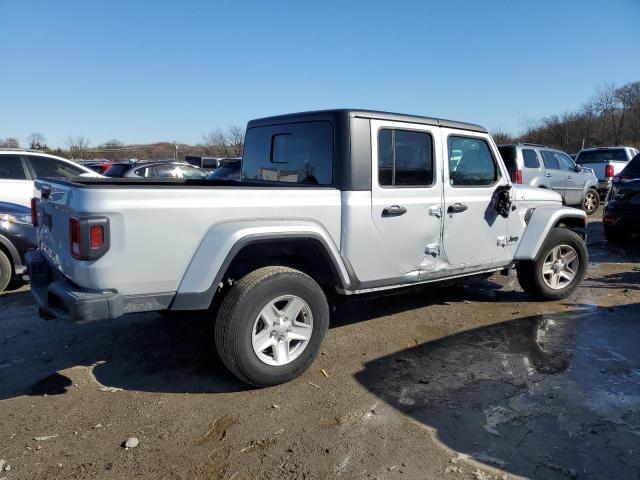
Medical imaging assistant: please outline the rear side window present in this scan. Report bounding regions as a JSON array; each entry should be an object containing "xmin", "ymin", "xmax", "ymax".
[
  {"xmin": 541, "ymin": 151, "xmax": 560, "ymax": 170},
  {"xmin": 576, "ymin": 149, "xmax": 627, "ymax": 164},
  {"xmin": 378, "ymin": 129, "xmax": 433, "ymax": 187},
  {"xmin": 242, "ymin": 121, "xmax": 333, "ymax": 185},
  {"xmin": 448, "ymin": 136, "xmax": 498, "ymax": 187},
  {"xmin": 29, "ymin": 156, "xmax": 84, "ymax": 178},
  {"xmin": 0, "ymin": 155, "xmax": 27, "ymax": 180},
  {"xmin": 522, "ymin": 149, "xmax": 540, "ymax": 168}
]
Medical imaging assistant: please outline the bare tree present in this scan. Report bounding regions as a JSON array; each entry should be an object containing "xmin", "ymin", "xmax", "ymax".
[
  {"xmin": 490, "ymin": 129, "xmax": 514, "ymax": 145},
  {"xmin": 0, "ymin": 137, "xmax": 20, "ymax": 148},
  {"xmin": 227, "ymin": 125, "xmax": 245, "ymax": 157},
  {"xmin": 65, "ymin": 135, "xmax": 91, "ymax": 158},
  {"xmin": 202, "ymin": 129, "xmax": 228, "ymax": 156},
  {"xmin": 27, "ymin": 133, "xmax": 47, "ymax": 150},
  {"xmin": 99, "ymin": 139, "xmax": 124, "ymax": 148}
]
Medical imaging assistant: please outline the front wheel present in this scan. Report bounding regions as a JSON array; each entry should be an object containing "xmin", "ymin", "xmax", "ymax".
[
  {"xmin": 215, "ymin": 266, "xmax": 329, "ymax": 387},
  {"xmin": 516, "ymin": 228, "xmax": 587, "ymax": 300},
  {"xmin": 583, "ymin": 189, "xmax": 600, "ymax": 215}
]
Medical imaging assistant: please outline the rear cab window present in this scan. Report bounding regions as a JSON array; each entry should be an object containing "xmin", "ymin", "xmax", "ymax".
[
  {"xmin": 576, "ymin": 149, "xmax": 627, "ymax": 164},
  {"xmin": 242, "ymin": 121, "xmax": 333, "ymax": 185},
  {"xmin": 0, "ymin": 155, "xmax": 28, "ymax": 180}
]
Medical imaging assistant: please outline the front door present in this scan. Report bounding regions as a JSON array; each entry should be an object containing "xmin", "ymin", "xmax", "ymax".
[
  {"xmin": 370, "ymin": 120, "xmax": 443, "ymax": 280},
  {"xmin": 541, "ymin": 150, "xmax": 568, "ymax": 201},
  {"xmin": 557, "ymin": 152, "xmax": 582, "ymax": 206},
  {"xmin": 441, "ymin": 130, "xmax": 510, "ymax": 270}
]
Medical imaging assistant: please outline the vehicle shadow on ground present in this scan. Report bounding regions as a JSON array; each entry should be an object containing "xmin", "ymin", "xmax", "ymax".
[
  {"xmin": 0, "ymin": 275, "xmax": 531, "ymax": 400},
  {"xmin": 586, "ymin": 220, "xmax": 640, "ymax": 263},
  {"xmin": 354, "ymin": 301, "xmax": 640, "ymax": 480}
]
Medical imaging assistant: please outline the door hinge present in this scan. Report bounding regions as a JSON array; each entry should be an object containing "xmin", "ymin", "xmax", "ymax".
[
  {"xmin": 425, "ymin": 243, "xmax": 440, "ymax": 256},
  {"xmin": 429, "ymin": 206, "xmax": 442, "ymax": 218},
  {"xmin": 497, "ymin": 236, "xmax": 508, "ymax": 247}
]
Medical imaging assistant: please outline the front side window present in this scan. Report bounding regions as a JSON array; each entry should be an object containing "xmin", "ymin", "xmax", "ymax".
[
  {"xmin": 153, "ymin": 165, "xmax": 181, "ymax": 178},
  {"xmin": 541, "ymin": 151, "xmax": 560, "ymax": 170},
  {"xmin": 522, "ymin": 149, "xmax": 540, "ymax": 169},
  {"xmin": 448, "ymin": 136, "xmax": 498, "ymax": 187},
  {"xmin": 178, "ymin": 165, "xmax": 208, "ymax": 179},
  {"xmin": 29, "ymin": 156, "xmax": 84, "ymax": 178},
  {"xmin": 242, "ymin": 121, "xmax": 333, "ymax": 185},
  {"xmin": 378, "ymin": 129, "xmax": 433, "ymax": 187},
  {"xmin": 0, "ymin": 155, "xmax": 27, "ymax": 180},
  {"xmin": 557, "ymin": 153, "xmax": 576, "ymax": 171}
]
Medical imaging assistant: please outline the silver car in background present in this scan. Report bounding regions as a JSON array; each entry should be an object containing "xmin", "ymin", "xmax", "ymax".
[{"xmin": 498, "ymin": 143, "xmax": 600, "ymax": 215}]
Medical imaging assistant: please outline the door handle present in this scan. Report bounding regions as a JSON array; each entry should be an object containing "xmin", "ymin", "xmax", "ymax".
[
  {"xmin": 545, "ymin": 173, "xmax": 552, "ymax": 177},
  {"xmin": 567, "ymin": 175, "xmax": 572, "ymax": 179},
  {"xmin": 447, "ymin": 203, "xmax": 468, "ymax": 214},
  {"xmin": 382, "ymin": 205, "xmax": 407, "ymax": 217}
]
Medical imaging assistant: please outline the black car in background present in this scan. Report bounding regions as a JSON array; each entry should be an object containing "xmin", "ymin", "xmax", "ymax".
[
  {"xmin": 0, "ymin": 202, "xmax": 36, "ymax": 292},
  {"xmin": 603, "ymin": 153, "xmax": 640, "ymax": 243},
  {"xmin": 207, "ymin": 158, "xmax": 241, "ymax": 180}
]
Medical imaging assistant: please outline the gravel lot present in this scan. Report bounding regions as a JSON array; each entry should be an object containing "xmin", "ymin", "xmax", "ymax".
[{"xmin": 1, "ymin": 211, "xmax": 639, "ymax": 480}]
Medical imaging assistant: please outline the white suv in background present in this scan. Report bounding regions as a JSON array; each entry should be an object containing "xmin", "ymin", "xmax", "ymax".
[{"xmin": 0, "ymin": 150, "xmax": 100, "ymax": 207}]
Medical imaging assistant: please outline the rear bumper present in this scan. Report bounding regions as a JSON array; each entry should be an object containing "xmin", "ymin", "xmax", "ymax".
[
  {"xmin": 26, "ymin": 250, "xmax": 174, "ymax": 323},
  {"xmin": 603, "ymin": 205, "xmax": 640, "ymax": 233}
]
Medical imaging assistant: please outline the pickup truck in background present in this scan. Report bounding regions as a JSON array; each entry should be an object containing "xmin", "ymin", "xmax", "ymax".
[
  {"xmin": 27, "ymin": 109, "xmax": 588, "ymax": 386},
  {"xmin": 575, "ymin": 146, "xmax": 639, "ymax": 199}
]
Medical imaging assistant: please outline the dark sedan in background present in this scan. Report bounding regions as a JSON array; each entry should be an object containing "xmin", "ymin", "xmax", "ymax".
[
  {"xmin": 0, "ymin": 202, "xmax": 36, "ymax": 292},
  {"xmin": 604, "ymin": 154, "xmax": 640, "ymax": 243}
]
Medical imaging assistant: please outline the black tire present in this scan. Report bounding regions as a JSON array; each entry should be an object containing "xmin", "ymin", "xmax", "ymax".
[
  {"xmin": 215, "ymin": 266, "xmax": 329, "ymax": 387},
  {"xmin": 0, "ymin": 250, "xmax": 12, "ymax": 293},
  {"xmin": 604, "ymin": 225, "xmax": 632, "ymax": 244},
  {"xmin": 583, "ymin": 189, "xmax": 600, "ymax": 215},
  {"xmin": 516, "ymin": 228, "xmax": 587, "ymax": 301}
]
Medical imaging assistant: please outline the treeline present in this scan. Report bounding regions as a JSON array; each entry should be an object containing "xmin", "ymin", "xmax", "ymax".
[
  {"xmin": 0, "ymin": 126, "xmax": 245, "ymax": 162},
  {"xmin": 493, "ymin": 81, "xmax": 640, "ymax": 153}
]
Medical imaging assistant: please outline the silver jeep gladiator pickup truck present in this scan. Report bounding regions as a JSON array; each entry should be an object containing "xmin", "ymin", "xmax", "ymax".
[{"xmin": 26, "ymin": 109, "xmax": 588, "ymax": 386}]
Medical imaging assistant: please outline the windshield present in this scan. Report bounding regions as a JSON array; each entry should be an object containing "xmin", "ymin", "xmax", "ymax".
[
  {"xmin": 103, "ymin": 164, "xmax": 131, "ymax": 177},
  {"xmin": 576, "ymin": 149, "xmax": 627, "ymax": 164}
]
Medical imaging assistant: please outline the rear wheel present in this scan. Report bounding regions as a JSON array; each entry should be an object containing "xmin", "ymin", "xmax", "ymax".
[
  {"xmin": 215, "ymin": 266, "xmax": 329, "ymax": 387},
  {"xmin": 517, "ymin": 228, "xmax": 587, "ymax": 300},
  {"xmin": 583, "ymin": 189, "xmax": 599, "ymax": 215},
  {"xmin": 604, "ymin": 225, "xmax": 632, "ymax": 243},
  {"xmin": 0, "ymin": 250, "xmax": 12, "ymax": 293}
]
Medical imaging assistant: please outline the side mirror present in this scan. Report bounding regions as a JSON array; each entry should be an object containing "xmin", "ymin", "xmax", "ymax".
[
  {"xmin": 494, "ymin": 184, "xmax": 512, "ymax": 218},
  {"xmin": 575, "ymin": 165, "xmax": 582, "ymax": 173}
]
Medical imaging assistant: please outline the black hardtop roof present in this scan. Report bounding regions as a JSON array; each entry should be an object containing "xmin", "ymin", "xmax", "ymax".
[{"xmin": 247, "ymin": 109, "xmax": 487, "ymax": 133}]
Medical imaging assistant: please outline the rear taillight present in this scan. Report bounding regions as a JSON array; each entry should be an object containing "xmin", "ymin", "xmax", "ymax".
[
  {"xmin": 69, "ymin": 217, "xmax": 110, "ymax": 260},
  {"xmin": 90, "ymin": 225, "xmax": 104, "ymax": 250},
  {"xmin": 69, "ymin": 217, "xmax": 81, "ymax": 258},
  {"xmin": 605, "ymin": 164, "xmax": 615, "ymax": 178},
  {"xmin": 31, "ymin": 198, "xmax": 39, "ymax": 227},
  {"xmin": 511, "ymin": 169, "xmax": 523, "ymax": 184},
  {"xmin": 603, "ymin": 215, "xmax": 620, "ymax": 226}
]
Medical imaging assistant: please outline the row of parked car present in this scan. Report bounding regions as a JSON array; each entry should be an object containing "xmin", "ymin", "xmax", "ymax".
[{"xmin": 0, "ymin": 141, "xmax": 637, "ymax": 295}]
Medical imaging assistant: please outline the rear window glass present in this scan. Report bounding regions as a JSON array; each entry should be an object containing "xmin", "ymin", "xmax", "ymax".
[
  {"xmin": 0, "ymin": 155, "xmax": 27, "ymax": 180},
  {"xmin": 242, "ymin": 121, "xmax": 333, "ymax": 185},
  {"xmin": 104, "ymin": 164, "xmax": 131, "ymax": 177},
  {"xmin": 621, "ymin": 154, "xmax": 640, "ymax": 177},
  {"xmin": 522, "ymin": 149, "xmax": 540, "ymax": 169},
  {"xmin": 497, "ymin": 146, "xmax": 516, "ymax": 170},
  {"xmin": 576, "ymin": 149, "xmax": 627, "ymax": 164}
]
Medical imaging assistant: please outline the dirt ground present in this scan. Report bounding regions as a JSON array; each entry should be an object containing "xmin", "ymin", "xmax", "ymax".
[{"xmin": 1, "ymin": 211, "xmax": 639, "ymax": 480}]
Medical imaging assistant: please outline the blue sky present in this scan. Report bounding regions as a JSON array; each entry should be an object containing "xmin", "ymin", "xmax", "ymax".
[{"xmin": 1, "ymin": 0, "xmax": 639, "ymax": 148}]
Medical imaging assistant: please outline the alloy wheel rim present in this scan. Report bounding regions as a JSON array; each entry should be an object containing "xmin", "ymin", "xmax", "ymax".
[
  {"xmin": 584, "ymin": 192, "xmax": 597, "ymax": 212},
  {"xmin": 542, "ymin": 244, "xmax": 579, "ymax": 290},
  {"xmin": 251, "ymin": 295, "xmax": 313, "ymax": 366}
]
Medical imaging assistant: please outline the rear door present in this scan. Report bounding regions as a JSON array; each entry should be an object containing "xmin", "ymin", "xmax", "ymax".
[
  {"xmin": 0, "ymin": 155, "xmax": 33, "ymax": 207},
  {"xmin": 541, "ymin": 150, "xmax": 568, "ymax": 199},
  {"xmin": 370, "ymin": 119, "xmax": 443, "ymax": 278},
  {"xmin": 441, "ymin": 130, "xmax": 510, "ymax": 271}
]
